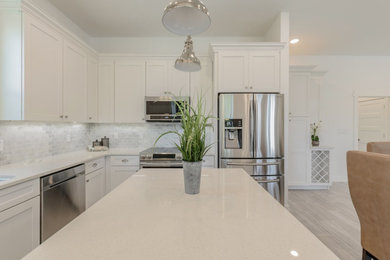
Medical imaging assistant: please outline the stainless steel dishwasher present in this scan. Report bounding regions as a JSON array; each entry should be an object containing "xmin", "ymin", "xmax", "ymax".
[{"xmin": 41, "ymin": 164, "xmax": 86, "ymax": 242}]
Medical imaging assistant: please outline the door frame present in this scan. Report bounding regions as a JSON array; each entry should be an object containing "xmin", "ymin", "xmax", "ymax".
[{"xmin": 353, "ymin": 89, "xmax": 390, "ymax": 150}]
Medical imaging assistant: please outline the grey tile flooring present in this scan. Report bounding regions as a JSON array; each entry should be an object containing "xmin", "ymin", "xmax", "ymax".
[{"xmin": 287, "ymin": 183, "xmax": 361, "ymax": 260}]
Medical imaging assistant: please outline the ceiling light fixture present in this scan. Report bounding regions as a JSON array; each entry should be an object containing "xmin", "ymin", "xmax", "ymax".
[
  {"xmin": 162, "ymin": 0, "xmax": 211, "ymax": 36},
  {"xmin": 175, "ymin": 36, "xmax": 201, "ymax": 72},
  {"xmin": 290, "ymin": 38, "xmax": 300, "ymax": 44}
]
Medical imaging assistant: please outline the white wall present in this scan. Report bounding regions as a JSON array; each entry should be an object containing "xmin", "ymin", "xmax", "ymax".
[
  {"xmin": 291, "ymin": 55, "xmax": 390, "ymax": 181},
  {"xmin": 91, "ymin": 37, "xmax": 264, "ymax": 56}
]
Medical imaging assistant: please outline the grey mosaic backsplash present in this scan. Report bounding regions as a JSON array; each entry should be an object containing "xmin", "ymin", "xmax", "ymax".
[
  {"xmin": 0, "ymin": 121, "xmax": 90, "ymax": 166},
  {"xmin": 0, "ymin": 122, "xmax": 216, "ymax": 166}
]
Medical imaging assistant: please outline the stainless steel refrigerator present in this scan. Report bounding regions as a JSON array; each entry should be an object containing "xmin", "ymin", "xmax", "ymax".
[{"xmin": 218, "ymin": 93, "xmax": 284, "ymax": 204}]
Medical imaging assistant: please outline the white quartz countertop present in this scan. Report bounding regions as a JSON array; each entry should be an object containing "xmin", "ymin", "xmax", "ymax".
[
  {"xmin": 0, "ymin": 148, "xmax": 141, "ymax": 189},
  {"xmin": 23, "ymin": 168, "xmax": 338, "ymax": 260}
]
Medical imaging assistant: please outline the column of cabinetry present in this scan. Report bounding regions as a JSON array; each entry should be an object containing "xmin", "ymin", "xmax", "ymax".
[
  {"xmin": 288, "ymin": 66, "xmax": 328, "ymax": 189},
  {"xmin": 23, "ymin": 12, "xmax": 98, "ymax": 122},
  {"xmin": 210, "ymin": 43, "xmax": 284, "ymax": 93}
]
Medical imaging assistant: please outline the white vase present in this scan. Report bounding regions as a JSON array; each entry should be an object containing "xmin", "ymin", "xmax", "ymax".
[{"xmin": 183, "ymin": 161, "xmax": 202, "ymax": 194}]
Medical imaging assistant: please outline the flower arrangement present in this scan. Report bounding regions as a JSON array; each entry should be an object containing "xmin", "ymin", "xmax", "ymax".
[{"xmin": 310, "ymin": 121, "xmax": 322, "ymax": 146}]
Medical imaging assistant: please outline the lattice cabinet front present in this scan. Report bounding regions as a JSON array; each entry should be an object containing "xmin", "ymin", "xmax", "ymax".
[{"xmin": 311, "ymin": 150, "xmax": 330, "ymax": 184}]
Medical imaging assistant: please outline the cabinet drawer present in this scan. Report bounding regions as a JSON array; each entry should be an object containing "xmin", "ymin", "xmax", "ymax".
[
  {"xmin": 202, "ymin": 156, "xmax": 215, "ymax": 168},
  {"xmin": 110, "ymin": 156, "xmax": 139, "ymax": 166},
  {"xmin": 85, "ymin": 158, "xmax": 105, "ymax": 174},
  {"xmin": 0, "ymin": 179, "xmax": 39, "ymax": 213}
]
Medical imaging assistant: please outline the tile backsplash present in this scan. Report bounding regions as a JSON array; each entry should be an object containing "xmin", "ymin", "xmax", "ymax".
[
  {"xmin": 0, "ymin": 122, "xmax": 216, "ymax": 166},
  {"xmin": 0, "ymin": 121, "xmax": 90, "ymax": 166}
]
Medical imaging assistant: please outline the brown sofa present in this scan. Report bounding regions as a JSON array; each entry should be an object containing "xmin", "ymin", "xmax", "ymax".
[
  {"xmin": 367, "ymin": 142, "xmax": 390, "ymax": 154},
  {"xmin": 347, "ymin": 151, "xmax": 390, "ymax": 260}
]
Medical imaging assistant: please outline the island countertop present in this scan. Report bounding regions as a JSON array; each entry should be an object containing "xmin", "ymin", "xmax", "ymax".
[{"xmin": 23, "ymin": 168, "xmax": 338, "ymax": 260}]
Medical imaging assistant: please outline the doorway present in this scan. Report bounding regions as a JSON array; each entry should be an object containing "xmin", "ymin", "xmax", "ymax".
[{"xmin": 357, "ymin": 97, "xmax": 390, "ymax": 151}]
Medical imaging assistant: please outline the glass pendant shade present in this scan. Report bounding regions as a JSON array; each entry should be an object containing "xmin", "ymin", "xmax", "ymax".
[
  {"xmin": 175, "ymin": 36, "xmax": 201, "ymax": 72},
  {"xmin": 162, "ymin": 0, "xmax": 211, "ymax": 35}
]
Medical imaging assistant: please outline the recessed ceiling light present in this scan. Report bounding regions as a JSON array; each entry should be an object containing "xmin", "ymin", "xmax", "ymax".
[
  {"xmin": 290, "ymin": 38, "xmax": 300, "ymax": 44},
  {"xmin": 290, "ymin": 250, "xmax": 299, "ymax": 257}
]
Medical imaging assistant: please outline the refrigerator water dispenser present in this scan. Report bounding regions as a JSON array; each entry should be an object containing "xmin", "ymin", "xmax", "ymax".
[{"xmin": 224, "ymin": 119, "xmax": 242, "ymax": 149}]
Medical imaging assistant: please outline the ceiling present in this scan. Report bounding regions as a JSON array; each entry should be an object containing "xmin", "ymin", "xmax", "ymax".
[{"xmin": 47, "ymin": 0, "xmax": 390, "ymax": 55}]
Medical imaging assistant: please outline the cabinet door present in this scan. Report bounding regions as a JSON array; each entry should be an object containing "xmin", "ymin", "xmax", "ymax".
[
  {"xmin": 218, "ymin": 52, "xmax": 248, "ymax": 92},
  {"xmin": 146, "ymin": 60, "xmax": 168, "ymax": 96},
  {"xmin": 86, "ymin": 168, "xmax": 105, "ymax": 208},
  {"xmin": 0, "ymin": 196, "xmax": 39, "ymax": 260},
  {"xmin": 168, "ymin": 60, "xmax": 190, "ymax": 96},
  {"xmin": 111, "ymin": 166, "xmax": 138, "ymax": 191},
  {"xmin": 63, "ymin": 40, "xmax": 88, "ymax": 122},
  {"xmin": 190, "ymin": 58, "xmax": 213, "ymax": 115},
  {"xmin": 24, "ymin": 14, "xmax": 63, "ymax": 121},
  {"xmin": 249, "ymin": 50, "xmax": 280, "ymax": 92},
  {"xmin": 98, "ymin": 61, "xmax": 115, "ymax": 122},
  {"xmin": 288, "ymin": 118, "xmax": 309, "ymax": 186},
  {"xmin": 115, "ymin": 61, "xmax": 146, "ymax": 123},
  {"xmin": 289, "ymin": 73, "xmax": 310, "ymax": 117},
  {"xmin": 87, "ymin": 57, "xmax": 99, "ymax": 122}
]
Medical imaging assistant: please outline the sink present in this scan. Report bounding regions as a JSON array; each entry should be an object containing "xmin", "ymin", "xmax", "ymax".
[{"xmin": 0, "ymin": 175, "xmax": 15, "ymax": 182}]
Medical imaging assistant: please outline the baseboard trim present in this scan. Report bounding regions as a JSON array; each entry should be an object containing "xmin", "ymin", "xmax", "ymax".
[{"xmin": 288, "ymin": 184, "xmax": 330, "ymax": 190}]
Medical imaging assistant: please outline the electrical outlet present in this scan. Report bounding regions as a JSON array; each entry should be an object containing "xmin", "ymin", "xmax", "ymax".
[
  {"xmin": 114, "ymin": 133, "xmax": 119, "ymax": 139},
  {"xmin": 66, "ymin": 135, "xmax": 71, "ymax": 142},
  {"xmin": 0, "ymin": 140, "xmax": 3, "ymax": 152}
]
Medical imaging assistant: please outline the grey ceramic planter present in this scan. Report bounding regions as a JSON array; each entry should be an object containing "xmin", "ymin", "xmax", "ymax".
[{"xmin": 183, "ymin": 161, "xmax": 202, "ymax": 195}]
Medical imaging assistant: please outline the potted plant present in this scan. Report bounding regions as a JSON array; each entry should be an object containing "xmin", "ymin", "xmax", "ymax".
[
  {"xmin": 154, "ymin": 95, "xmax": 212, "ymax": 195},
  {"xmin": 310, "ymin": 121, "xmax": 322, "ymax": 147}
]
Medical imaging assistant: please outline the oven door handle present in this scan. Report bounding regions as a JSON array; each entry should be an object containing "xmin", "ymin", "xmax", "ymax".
[
  {"xmin": 254, "ymin": 178, "xmax": 280, "ymax": 184},
  {"xmin": 227, "ymin": 162, "xmax": 280, "ymax": 167}
]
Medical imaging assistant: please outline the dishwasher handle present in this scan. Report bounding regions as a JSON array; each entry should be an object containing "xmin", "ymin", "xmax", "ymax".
[
  {"xmin": 48, "ymin": 175, "xmax": 78, "ymax": 189},
  {"xmin": 41, "ymin": 164, "xmax": 85, "ymax": 191}
]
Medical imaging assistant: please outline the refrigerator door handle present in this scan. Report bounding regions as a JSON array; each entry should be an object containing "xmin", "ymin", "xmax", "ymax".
[
  {"xmin": 227, "ymin": 162, "xmax": 280, "ymax": 167},
  {"xmin": 254, "ymin": 178, "xmax": 280, "ymax": 184},
  {"xmin": 250, "ymin": 94, "xmax": 255, "ymax": 155}
]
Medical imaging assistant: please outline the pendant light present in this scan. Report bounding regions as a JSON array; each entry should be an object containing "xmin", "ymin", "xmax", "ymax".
[
  {"xmin": 175, "ymin": 36, "xmax": 201, "ymax": 72},
  {"xmin": 162, "ymin": 0, "xmax": 211, "ymax": 36}
]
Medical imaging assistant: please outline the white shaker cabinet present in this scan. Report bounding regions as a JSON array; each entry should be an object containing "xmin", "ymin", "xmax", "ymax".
[
  {"xmin": 86, "ymin": 168, "xmax": 106, "ymax": 208},
  {"xmin": 108, "ymin": 156, "xmax": 139, "ymax": 191},
  {"xmin": 24, "ymin": 13, "xmax": 63, "ymax": 121},
  {"xmin": 87, "ymin": 57, "xmax": 99, "ymax": 122},
  {"xmin": 0, "ymin": 179, "xmax": 40, "ymax": 260},
  {"xmin": 146, "ymin": 59, "xmax": 190, "ymax": 97},
  {"xmin": 0, "ymin": 197, "xmax": 40, "ymax": 260},
  {"xmin": 210, "ymin": 44, "xmax": 284, "ymax": 93},
  {"xmin": 217, "ymin": 52, "xmax": 248, "ymax": 92},
  {"xmin": 249, "ymin": 51, "xmax": 280, "ymax": 92},
  {"xmin": 115, "ymin": 61, "xmax": 146, "ymax": 123},
  {"xmin": 98, "ymin": 61, "xmax": 115, "ymax": 123},
  {"xmin": 146, "ymin": 60, "xmax": 168, "ymax": 96},
  {"xmin": 63, "ymin": 40, "xmax": 88, "ymax": 122},
  {"xmin": 289, "ymin": 72, "xmax": 310, "ymax": 117}
]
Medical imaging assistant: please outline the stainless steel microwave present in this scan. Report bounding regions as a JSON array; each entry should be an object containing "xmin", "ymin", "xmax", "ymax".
[{"xmin": 145, "ymin": 96, "xmax": 189, "ymax": 122}]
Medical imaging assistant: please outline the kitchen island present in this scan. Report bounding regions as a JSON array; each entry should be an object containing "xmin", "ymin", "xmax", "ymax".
[{"xmin": 23, "ymin": 168, "xmax": 338, "ymax": 260}]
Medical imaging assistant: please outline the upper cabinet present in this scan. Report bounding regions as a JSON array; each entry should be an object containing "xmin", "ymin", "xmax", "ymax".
[
  {"xmin": 115, "ymin": 61, "xmax": 146, "ymax": 123},
  {"xmin": 63, "ymin": 40, "xmax": 88, "ymax": 122},
  {"xmin": 146, "ymin": 59, "xmax": 190, "ymax": 97},
  {"xmin": 24, "ymin": 13, "xmax": 64, "ymax": 121},
  {"xmin": 190, "ymin": 58, "xmax": 213, "ymax": 115},
  {"xmin": 210, "ymin": 44, "xmax": 284, "ymax": 93},
  {"xmin": 98, "ymin": 61, "xmax": 115, "ymax": 123},
  {"xmin": 22, "ymin": 11, "xmax": 98, "ymax": 122}
]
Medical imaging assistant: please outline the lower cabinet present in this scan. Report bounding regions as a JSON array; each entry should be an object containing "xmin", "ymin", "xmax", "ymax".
[
  {"xmin": 109, "ymin": 156, "xmax": 139, "ymax": 191},
  {"xmin": 0, "ymin": 196, "xmax": 40, "ymax": 260},
  {"xmin": 86, "ymin": 168, "xmax": 106, "ymax": 208}
]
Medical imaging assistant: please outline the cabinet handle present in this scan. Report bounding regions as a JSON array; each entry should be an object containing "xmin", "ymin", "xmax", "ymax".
[
  {"xmin": 92, "ymin": 163, "xmax": 98, "ymax": 168},
  {"xmin": 86, "ymin": 180, "xmax": 90, "ymax": 183},
  {"xmin": 89, "ymin": 117, "xmax": 92, "ymax": 120},
  {"xmin": 244, "ymin": 87, "xmax": 248, "ymax": 89},
  {"xmin": 59, "ymin": 115, "xmax": 63, "ymax": 118},
  {"xmin": 122, "ymin": 159, "xmax": 129, "ymax": 163},
  {"xmin": 250, "ymin": 86, "xmax": 253, "ymax": 89},
  {"xmin": 65, "ymin": 115, "xmax": 68, "ymax": 119}
]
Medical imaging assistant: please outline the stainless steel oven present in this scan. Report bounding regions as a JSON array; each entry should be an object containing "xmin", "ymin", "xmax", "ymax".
[
  {"xmin": 139, "ymin": 147, "xmax": 183, "ymax": 168},
  {"xmin": 145, "ymin": 96, "xmax": 189, "ymax": 122}
]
